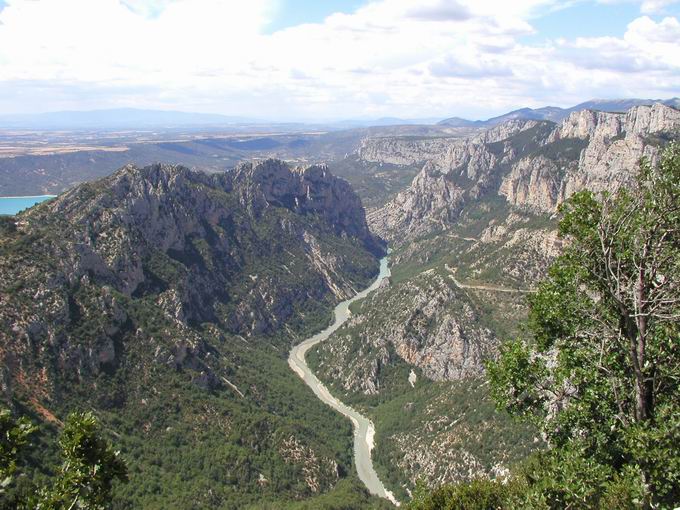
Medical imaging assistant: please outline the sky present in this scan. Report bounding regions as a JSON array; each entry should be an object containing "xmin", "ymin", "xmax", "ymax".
[{"xmin": 0, "ymin": 0, "xmax": 678, "ymax": 120}]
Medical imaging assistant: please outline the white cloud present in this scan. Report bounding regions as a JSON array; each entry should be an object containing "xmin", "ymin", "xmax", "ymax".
[
  {"xmin": 640, "ymin": 0, "xmax": 680, "ymax": 13},
  {"xmin": 596, "ymin": 0, "xmax": 680, "ymax": 13},
  {"xmin": 0, "ymin": 0, "xmax": 678, "ymax": 119}
]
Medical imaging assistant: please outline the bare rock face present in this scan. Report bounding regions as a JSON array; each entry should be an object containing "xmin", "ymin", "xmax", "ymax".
[
  {"xmin": 501, "ymin": 103, "xmax": 680, "ymax": 213},
  {"xmin": 358, "ymin": 137, "xmax": 456, "ymax": 166},
  {"xmin": 313, "ymin": 270, "xmax": 493, "ymax": 394},
  {"xmin": 0, "ymin": 160, "xmax": 384, "ymax": 402},
  {"xmin": 364, "ymin": 104, "xmax": 679, "ymax": 242},
  {"xmin": 359, "ymin": 119, "xmax": 537, "ymax": 173},
  {"xmin": 366, "ymin": 120, "xmax": 546, "ymax": 241},
  {"xmin": 497, "ymin": 155, "xmax": 564, "ymax": 212},
  {"xmin": 369, "ymin": 161, "xmax": 467, "ymax": 241}
]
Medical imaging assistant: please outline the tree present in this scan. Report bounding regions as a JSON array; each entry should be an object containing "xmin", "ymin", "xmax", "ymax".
[
  {"xmin": 0, "ymin": 409, "xmax": 36, "ymax": 502},
  {"xmin": 406, "ymin": 478, "xmax": 519, "ymax": 510},
  {"xmin": 487, "ymin": 143, "xmax": 679, "ymax": 508},
  {"xmin": 0, "ymin": 409, "xmax": 127, "ymax": 509}
]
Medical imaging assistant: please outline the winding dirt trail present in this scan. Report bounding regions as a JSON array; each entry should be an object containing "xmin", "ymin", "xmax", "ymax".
[{"xmin": 444, "ymin": 264, "xmax": 535, "ymax": 294}]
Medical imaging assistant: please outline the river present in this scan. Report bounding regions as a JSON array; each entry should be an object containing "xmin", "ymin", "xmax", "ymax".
[{"xmin": 288, "ymin": 256, "xmax": 398, "ymax": 505}]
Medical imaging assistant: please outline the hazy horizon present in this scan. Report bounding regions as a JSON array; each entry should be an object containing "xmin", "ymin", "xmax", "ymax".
[{"xmin": 1, "ymin": 97, "xmax": 680, "ymax": 126}]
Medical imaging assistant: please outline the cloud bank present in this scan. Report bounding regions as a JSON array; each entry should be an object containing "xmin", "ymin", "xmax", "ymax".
[{"xmin": 0, "ymin": 0, "xmax": 678, "ymax": 119}]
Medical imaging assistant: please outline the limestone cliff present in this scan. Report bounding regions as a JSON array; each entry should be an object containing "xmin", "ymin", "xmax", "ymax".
[
  {"xmin": 501, "ymin": 103, "xmax": 680, "ymax": 212},
  {"xmin": 313, "ymin": 269, "xmax": 494, "ymax": 391},
  {"xmin": 0, "ymin": 160, "xmax": 383, "ymax": 401},
  {"xmin": 365, "ymin": 104, "xmax": 679, "ymax": 242}
]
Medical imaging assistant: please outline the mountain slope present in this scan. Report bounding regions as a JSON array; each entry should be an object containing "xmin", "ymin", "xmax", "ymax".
[
  {"xmin": 0, "ymin": 160, "xmax": 388, "ymax": 508},
  {"xmin": 309, "ymin": 103, "xmax": 679, "ymax": 496},
  {"xmin": 369, "ymin": 103, "xmax": 680, "ymax": 243},
  {"xmin": 438, "ymin": 97, "xmax": 680, "ymax": 127}
]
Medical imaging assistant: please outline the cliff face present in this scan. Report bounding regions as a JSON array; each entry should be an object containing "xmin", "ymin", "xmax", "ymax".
[
  {"xmin": 366, "ymin": 104, "xmax": 680, "ymax": 242},
  {"xmin": 0, "ymin": 160, "xmax": 383, "ymax": 402},
  {"xmin": 359, "ymin": 119, "xmax": 540, "ymax": 173},
  {"xmin": 501, "ymin": 103, "xmax": 680, "ymax": 212},
  {"xmin": 313, "ymin": 271, "xmax": 493, "ymax": 394},
  {"xmin": 366, "ymin": 120, "xmax": 550, "ymax": 240}
]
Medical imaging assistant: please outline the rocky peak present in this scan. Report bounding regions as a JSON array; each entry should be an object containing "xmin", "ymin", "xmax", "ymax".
[
  {"xmin": 2, "ymin": 160, "xmax": 384, "ymax": 393},
  {"xmin": 232, "ymin": 159, "xmax": 377, "ymax": 245},
  {"xmin": 624, "ymin": 103, "xmax": 680, "ymax": 136},
  {"xmin": 550, "ymin": 103, "xmax": 680, "ymax": 141},
  {"xmin": 366, "ymin": 103, "xmax": 679, "ymax": 242}
]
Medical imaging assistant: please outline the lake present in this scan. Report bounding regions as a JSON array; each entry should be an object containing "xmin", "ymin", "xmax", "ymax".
[{"xmin": 0, "ymin": 196, "xmax": 56, "ymax": 216}]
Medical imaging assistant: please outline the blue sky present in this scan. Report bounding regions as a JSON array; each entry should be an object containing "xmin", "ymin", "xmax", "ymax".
[
  {"xmin": 266, "ymin": 0, "xmax": 367, "ymax": 32},
  {"xmin": 0, "ymin": 0, "xmax": 678, "ymax": 120},
  {"xmin": 527, "ymin": 2, "xmax": 646, "ymax": 40}
]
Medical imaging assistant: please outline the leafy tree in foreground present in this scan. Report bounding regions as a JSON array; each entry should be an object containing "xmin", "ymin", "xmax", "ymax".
[
  {"xmin": 0, "ymin": 409, "xmax": 37, "ymax": 502},
  {"xmin": 487, "ymin": 143, "xmax": 679, "ymax": 508},
  {"xmin": 0, "ymin": 409, "xmax": 127, "ymax": 509}
]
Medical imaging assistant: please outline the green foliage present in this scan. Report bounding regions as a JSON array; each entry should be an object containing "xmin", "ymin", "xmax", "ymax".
[
  {"xmin": 1, "ymin": 409, "xmax": 127, "ymax": 510},
  {"xmin": 487, "ymin": 143, "xmax": 680, "ymax": 508},
  {"xmin": 253, "ymin": 477, "xmax": 393, "ymax": 509},
  {"xmin": 35, "ymin": 412, "xmax": 128, "ymax": 510},
  {"xmin": 0, "ymin": 409, "xmax": 37, "ymax": 497},
  {"xmin": 0, "ymin": 217, "xmax": 17, "ymax": 235},
  {"xmin": 487, "ymin": 340, "xmax": 546, "ymax": 420},
  {"xmin": 480, "ymin": 448, "xmax": 646, "ymax": 510},
  {"xmin": 327, "ymin": 155, "xmax": 421, "ymax": 209},
  {"xmin": 407, "ymin": 478, "xmax": 520, "ymax": 510}
]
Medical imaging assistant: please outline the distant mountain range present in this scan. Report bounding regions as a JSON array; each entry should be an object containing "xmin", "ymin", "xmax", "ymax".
[
  {"xmin": 0, "ymin": 108, "xmax": 444, "ymax": 131},
  {"xmin": 438, "ymin": 98, "xmax": 680, "ymax": 128},
  {"xmin": 329, "ymin": 117, "xmax": 443, "ymax": 129},
  {"xmin": 0, "ymin": 108, "xmax": 257, "ymax": 130},
  {"xmin": 1, "ymin": 99, "xmax": 678, "ymax": 131}
]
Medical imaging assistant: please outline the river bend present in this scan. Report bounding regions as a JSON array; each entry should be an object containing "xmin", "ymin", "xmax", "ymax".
[{"xmin": 288, "ymin": 256, "xmax": 398, "ymax": 505}]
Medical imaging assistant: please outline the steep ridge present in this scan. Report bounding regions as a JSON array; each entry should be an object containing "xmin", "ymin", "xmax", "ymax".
[
  {"xmin": 367, "ymin": 103, "xmax": 680, "ymax": 243},
  {"xmin": 0, "ymin": 160, "xmax": 388, "ymax": 508},
  {"xmin": 343, "ymin": 104, "xmax": 679, "ymax": 392},
  {"xmin": 437, "ymin": 97, "xmax": 680, "ymax": 127},
  {"xmin": 501, "ymin": 103, "xmax": 680, "ymax": 212},
  {"xmin": 309, "ymin": 104, "xmax": 679, "ymax": 495},
  {"xmin": 363, "ymin": 119, "xmax": 550, "ymax": 241}
]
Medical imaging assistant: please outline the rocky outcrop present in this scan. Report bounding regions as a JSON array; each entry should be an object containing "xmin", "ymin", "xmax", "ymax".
[
  {"xmin": 366, "ymin": 120, "xmax": 549, "ymax": 240},
  {"xmin": 365, "ymin": 104, "xmax": 679, "ymax": 242},
  {"xmin": 497, "ymin": 155, "xmax": 565, "ymax": 212},
  {"xmin": 278, "ymin": 435, "xmax": 340, "ymax": 494},
  {"xmin": 0, "ymin": 160, "xmax": 383, "ymax": 403},
  {"xmin": 324, "ymin": 104, "xmax": 678, "ymax": 397},
  {"xmin": 359, "ymin": 119, "xmax": 539, "ymax": 171},
  {"xmin": 501, "ymin": 103, "xmax": 680, "ymax": 213},
  {"xmin": 313, "ymin": 270, "xmax": 494, "ymax": 395}
]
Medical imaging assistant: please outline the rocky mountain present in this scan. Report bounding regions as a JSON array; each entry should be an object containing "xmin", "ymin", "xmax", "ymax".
[
  {"xmin": 308, "ymin": 103, "xmax": 679, "ymax": 496},
  {"xmin": 437, "ymin": 97, "xmax": 680, "ymax": 128},
  {"xmin": 313, "ymin": 270, "xmax": 493, "ymax": 394},
  {"xmin": 438, "ymin": 107, "xmax": 565, "ymax": 128},
  {"xmin": 335, "ymin": 104, "xmax": 678, "ymax": 410},
  {"xmin": 309, "ymin": 261, "xmax": 538, "ymax": 496},
  {"xmin": 367, "ymin": 103, "xmax": 680, "ymax": 243},
  {"xmin": 0, "ymin": 160, "xmax": 387, "ymax": 508}
]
